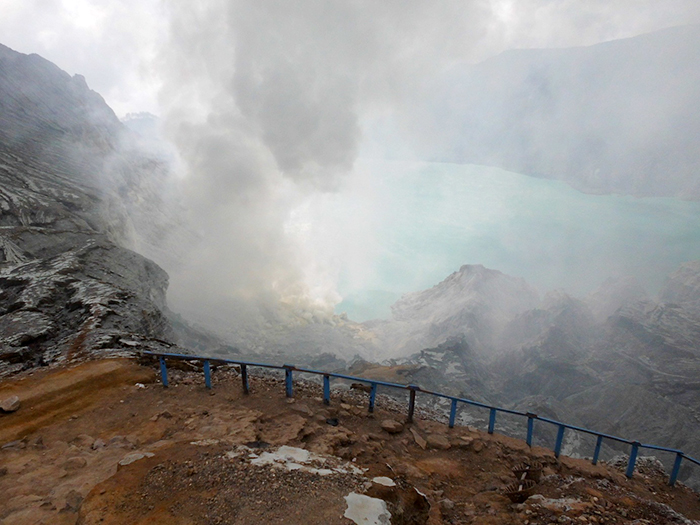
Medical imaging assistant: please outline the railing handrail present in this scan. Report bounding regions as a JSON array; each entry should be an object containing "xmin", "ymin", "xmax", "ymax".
[{"xmin": 139, "ymin": 350, "xmax": 697, "ymax": 487}]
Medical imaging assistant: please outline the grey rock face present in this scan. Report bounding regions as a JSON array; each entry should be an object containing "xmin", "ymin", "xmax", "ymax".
[
  {"xmin": 0, "ymin": 44, "xmax": 182, "ymax": 373},
  {"xmin": 0, "ymin": 235, "xmax": 171, "ymax": 368},
  {"xmin": 0, "ymin": 395, "xmax": 20, "ymax": 412},
  {"xmin": 392, "ymin": 336, "xmax": 493, "ymax": 403}
]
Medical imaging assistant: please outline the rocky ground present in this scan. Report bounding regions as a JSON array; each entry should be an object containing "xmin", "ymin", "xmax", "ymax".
[{"xmin": 1, "ymin": 356, "xmax": 699, "ymax": 524}]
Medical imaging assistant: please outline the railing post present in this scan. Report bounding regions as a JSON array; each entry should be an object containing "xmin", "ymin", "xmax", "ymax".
[
  {"xmin": 203, "ymin": 360, "xmax": 212, "ymax": 389},
  {"xmin": 368, "ymin": 383, "xmax": 378, "ymax": 413},
  {"xmin": 284, "ymin": 365, "xmax": 294, "ymax": 398},
  {"xmin": 526, "ymin": 413, "xmax": 536, "ymax": 447},
  {"xmin": 488, "ymin": 408, "xmax": 497, "ymax": 434},
  {"xmin": 626, "ymin": 442, "xmax": 640, "ymax": 478},
  {"xmin": 669, "ymin": 452, "xmax": 683, "ymax": 486},
  {"xmin": 554, "ymin": 425, "xmax": 566, "ymax": 458},
  {"xmin": 159, "ymin": 356, "xmax": 168, "ymax": 387},
  {"xmin": 449, "ymin": 399, "xmax": 458, "ymax": 428},
  {"xmin": 322, "ymin": 375, "xmax": 330, "ymax": 405},
  {"xmin": 240, "ymin": 364, "xmax": 249, "ymax": 394},
  {"xmin": 592, "ymin": 435, "xmax": 603, "ymax": 465},
  {"xmin": 407, "ymin": 386, "xmax": 418, "ymax": 423}
]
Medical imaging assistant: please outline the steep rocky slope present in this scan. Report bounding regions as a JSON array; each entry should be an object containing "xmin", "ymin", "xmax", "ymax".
[{"xmin": 0, "ymin": 44, "xmax": 183, "ymax": 374}]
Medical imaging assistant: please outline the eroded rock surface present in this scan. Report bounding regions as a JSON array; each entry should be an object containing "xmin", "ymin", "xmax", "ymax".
[{"xmin": 0, "ymin": 43, "xmax": 184, "ymax": 373}]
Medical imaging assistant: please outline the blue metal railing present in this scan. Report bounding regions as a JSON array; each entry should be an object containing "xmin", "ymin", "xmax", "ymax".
[{"xmin": 141, "ymin": 350, "xmax": 700, "ymax": 487}]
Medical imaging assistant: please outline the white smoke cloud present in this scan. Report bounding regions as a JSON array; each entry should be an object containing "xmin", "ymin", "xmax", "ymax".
[{"xmin": 157, "ymin": 0, "xmax": 491, "ymax": 317}]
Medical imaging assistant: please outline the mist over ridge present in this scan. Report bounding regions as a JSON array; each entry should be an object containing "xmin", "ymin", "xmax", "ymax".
[{"xmin": 408, "ymin": 23, "xmax": 700, "ymax": 199}]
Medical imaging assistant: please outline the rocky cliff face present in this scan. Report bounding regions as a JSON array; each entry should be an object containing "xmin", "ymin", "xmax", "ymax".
[{"xmin": 0, "ymin": 44, "xmax": 181, "ymax": 375}]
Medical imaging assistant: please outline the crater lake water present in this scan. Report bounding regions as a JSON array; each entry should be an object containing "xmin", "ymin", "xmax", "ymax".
[{"xmin": 287, "ymin": 159, "xmax": 700, "ymax": 321}]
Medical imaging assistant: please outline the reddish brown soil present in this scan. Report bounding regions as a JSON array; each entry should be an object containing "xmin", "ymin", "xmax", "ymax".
[{"xmin": 0, "ymin": 358, "xmax": 698, "ymax": 524}]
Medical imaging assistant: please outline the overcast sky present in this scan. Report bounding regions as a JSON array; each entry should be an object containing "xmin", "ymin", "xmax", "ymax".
[{"xmin": 2, "ymin": 0, "xmax": 699, "ymax": 117}]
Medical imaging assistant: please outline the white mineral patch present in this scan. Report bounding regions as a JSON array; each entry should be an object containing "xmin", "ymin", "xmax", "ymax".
[
  {"xmin": 277, "ymin": 445, "xmax": 310, "ymax": 463},
  {"xmin": 372, "ymin": 476, "xmax": 396, "ymax": 487},
  {"xmin": 445, "ymin": 362, "xmax": 460, "ymax": 375},
  {"xmin": 344, "ymin": 493, "xmax": 391, "ymax": 525},
  {"xmin": 190, "ymin": 439, "xmax": 220, "ymax": 446},
  {"xmin": 235, "ymin": 445, "xmax": 363, "ymax": 476},
  {"xmin": 118, "ymin": 452, "xmax": 154, "ymax": 466}
]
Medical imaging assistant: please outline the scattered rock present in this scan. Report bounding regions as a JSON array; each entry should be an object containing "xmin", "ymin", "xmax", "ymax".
[
  {"xmin": 63, "ymin": 457, "xmax": 88, "ymax": 469},
  {"xmin": 427, "ymin": 434, "xmax": 451, "ymax": 450},
  {"xmin": 118, "ymin": 452, "xmax": 155, "ymax": 467},
  {"xmin": 0, "ymin": 466, "xmax": 8, "ymax": 476},
  {"xmin": 410, "ymin": 428, "xmax": 427, "ymax": 450},
  {"xmin": 62, "ymin": 490, "xmax": 83, "ymax": 512},
  {"xmin": 71, "ymin": 434, "xmax": 94, "ymax": 447},
  {"xmin": 150, "ymin": 410, "xmax": 173, "ymax": 421},
  {"xmin": 439, "ymin": 498, "xmax": 455, "ymax": 511},
  {"xmin": 290, "ymin": 403, "xmax": 314, "ymax": 417},
  {"xmin": 350, "ymin": 406, "xmax": 365, "ymax": 417},
  {"xmin": 1, "ymin": 439, "xmax": 26, "ymax": 450},
  {"xmin": 108, "ymin": 435, "xmax": 128, "ymax": 447},
  {"xmin": 455, "ymin": 436, "xmax": 474, "ymax": 448},
  {"xmin": 92, "ymin": 438, "xmax": 106, "ymax": 450},
  {"xmin": 381, "ymin": 419, "xmax": 404, "ymax": 434},
  {"xmin": 0, "ymin": 395, "xmax": 20, "ymax": 413},
  {"xmin": 472, "ymin": 440, "xmax": 484, "ymax": 453}
]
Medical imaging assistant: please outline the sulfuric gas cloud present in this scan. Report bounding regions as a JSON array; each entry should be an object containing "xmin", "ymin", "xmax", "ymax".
[{"xmin": 157, "ymin": 0, "xmax": 491, "ymax": 319}]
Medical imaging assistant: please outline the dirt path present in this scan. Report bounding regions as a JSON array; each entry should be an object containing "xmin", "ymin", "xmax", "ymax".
[
  {"xmin": 0, "ymin": 359, "xmax": 154, "ymax": 443},
  {"xmin": 1, "ymin": 359, "xmax": 699, "ymax": 525}
]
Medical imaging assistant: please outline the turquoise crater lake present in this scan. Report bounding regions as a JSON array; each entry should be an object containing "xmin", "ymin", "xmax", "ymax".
[{"xmin": 306, "ymin": 159, "xmax": 700, "ymax": 321}]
